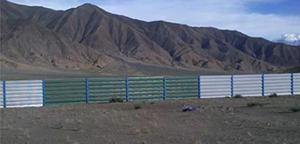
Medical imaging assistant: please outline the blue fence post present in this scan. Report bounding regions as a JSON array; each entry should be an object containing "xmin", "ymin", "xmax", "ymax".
[
  {"xmin": 291, "ymin": 73, "xmax": 294, "ymax": 96},
  {"xmin": 42, "ymin": 80, "xmax": 46, "ymax": 106},
  {"xmin": 262, "ymin": 74, "xmax": 265, "ymax": 96},
  {"xmin": 231, "ymin": 75, "xmax": 234, "ymax": 97},
  {"xmin": 85, "ymin": 78, "xmax": 90, "ymax": 103},
  {"xmin": 2, "ymin": 81, "xmax": 6, "ymax": 108},
  {"xmin": 163, "ymin": 77, "xmax": 166, "ymax": 100},
  {"xmin": 198, "ymin": 76, "xmax": 201, "ymax": 99},
  {"xmin": 125, "ymin": 77, "xmax": 129, "ymax": 102}
]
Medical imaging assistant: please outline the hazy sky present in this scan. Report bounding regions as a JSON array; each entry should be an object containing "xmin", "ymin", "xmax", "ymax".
[{"xmin": 9, "ymin": 0, "xmax": 300, "ymax": 40}]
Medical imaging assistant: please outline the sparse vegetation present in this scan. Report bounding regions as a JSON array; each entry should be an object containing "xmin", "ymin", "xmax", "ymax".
[
  {"xmin": 2, "ymin": 95, "xmax": 300, "ymax": 144},
  {"xmin": 289, "ymin": 107, "xmax": 300, "ymax": 113},
  {"xmin": 134, "ymin": 104, "xmax": 142, "ymax": 110},
  {"xmin": 247, "ymin": 102, "xmax": 263, "ymax": 107},
  {"xmin": 268, "ymin": 93, "xmax": 278, "ymax": 98},
  {"xmin": 284, "ymin": 66, "xmax": 300, "ymax": 73},
  {"xmin": 109, "ymin": 97, "xmax": 124, "ymax": 103},
  {"xmin": 232, "ymin": 94, "xmax": 243, "ymax": 98}
]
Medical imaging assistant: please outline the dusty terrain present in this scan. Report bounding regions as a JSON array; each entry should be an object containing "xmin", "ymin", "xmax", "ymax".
[{"xmin": 1, "ymin": 96, "xmax": 300, "ymax": 144}]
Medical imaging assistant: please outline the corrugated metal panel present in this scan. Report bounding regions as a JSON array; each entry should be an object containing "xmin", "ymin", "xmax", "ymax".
[
  {"xmin": 166, "ymin": 76, "xmax": 198, "ymax": 99},
  {"xmin": 45, "ymin": 79, "xmax": 86, "ymax": 104},
  {"xmin": 89, "ymin": 78, "xmax": 126, "ymax": 103},
  {"xmin": 234, "ymin": 74, "xmax": 262, "ymax": 97},
  {"xmin": 5, "ymin": 80, "xmax": 43, "ymax": 108},
  {"xmin": 129, "ymin": 77, "xmax": 164, "ymax": 101},
  {"xmin": 264, "ymin": 73, "xmax": 291, "ymax": 96},
  {"xmin": 0, "ymin": 73, "xmax": 296, "ymax": 109},
  {"xmin": 201, "ymin": 75, "xmax": 231, "ymax": 98},
  {"xmin": 0, "ymin": 81, "xmax": 3, "ymax": 108},
  {"xmin": 294, "ymin": 73, "xmax": 300, "ymax": 95}
]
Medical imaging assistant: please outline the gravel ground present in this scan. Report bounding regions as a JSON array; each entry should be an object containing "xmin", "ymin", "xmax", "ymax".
[{"xmin": 1, "ymin": 96, "xmax": 300, "ymax": 144}]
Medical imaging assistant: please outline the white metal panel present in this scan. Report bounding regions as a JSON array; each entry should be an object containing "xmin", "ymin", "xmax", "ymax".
[
  {"xmin": 264, "ymin": 73, "xmax": 291, "ymax": 96},
  {"xmin": 0, "ymin": 81, "xmax": 3, "ymax": 108},
  {"xmin": 294, "ymin": 73, "xmax": 300, "ymax": 95},
  {"xmin": 201, "ymin": 75, "xmax": 231, "ymax": 98},
  {"xmin": 234, "ymin": 74, "xmax": 262, "ymax": 97},
  {"xmin": 5, "ymin": 80, "xmax": 41, "ymax": 84},
  {"xmin": 6, "ymin": 84, "xmax": 42, "ymax": 89},
  {"xmin": 6, "ymin": 80, "xmax": 43, "ymax": 108}
]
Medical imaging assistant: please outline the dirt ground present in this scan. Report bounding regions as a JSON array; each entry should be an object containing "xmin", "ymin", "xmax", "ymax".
[{"xmin": 1, "ymin": 96, "xmax": 300, "ymax": 144}]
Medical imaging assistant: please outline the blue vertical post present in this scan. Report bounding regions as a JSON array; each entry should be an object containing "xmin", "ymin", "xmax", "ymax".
[
  {"xmin": 262, "ymin": 74, "xmax": 265, "ymax": 96},
  {"xmin": 2, "ymin": 81, "xmax": 6, "ymax": 108},
  {"xmin": 125, "ymin": 77, "xmax": 129, "ymax": 102},
  {"xmin": 291, "ymin": 73, "xmax": 294, "ymax": 96},
  {"xmin": 198, "ymin": 76, "xmax": 201, "ymax": 99},
  {"xmin": 231, "ymin": 75, "xmax": 234, "ymax": 97},
  {"xmin": 42, "ymin": 80, "xmax": 46, "ymax": 106},
  {"xmin": 163, "ymin": 77, "xmax": 166, "ymax": 100},
  {"xmin": 85, "ymin": 78, "xmax": 90, "ymax": 103}
]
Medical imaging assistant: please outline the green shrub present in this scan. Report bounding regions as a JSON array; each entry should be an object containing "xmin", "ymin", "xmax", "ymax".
[
  {"xmin": 109, "ymin": 97, "xmax": 124, "ymax": 103},
  {"xmin": 268, "ymin": 93, "xmax": 278, "ymax": 98},
  {"xmin": 233, "ymin": 94, "xmax": 243, "ymax": 98},
  {"xmin": 289, "ymin": 107, "xmax": 300, "ymax": 113},
  {"xmin": 247, "ymin": 102, "xmax": 263, "ymax": 107},
  {"xmin": 134, "ymin": 104, "xmax": 142, "ymax": 110}
]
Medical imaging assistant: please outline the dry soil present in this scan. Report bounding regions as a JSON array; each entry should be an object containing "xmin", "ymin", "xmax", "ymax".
[{"xmin": 1, "ymin": 96, "xmax": 300, "ymax": 144}]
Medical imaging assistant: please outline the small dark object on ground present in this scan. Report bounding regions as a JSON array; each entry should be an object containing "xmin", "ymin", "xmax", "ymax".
[
  {"xmin": 247, "ymin": 102, "xmax": 263, "ymax": 107},
  {"xmin": 232, "ymin": 94, "xmax": 243, "ymax": 98},
  {"xmin": 269, "ymin": 93, "xmax": 278, "ymax": 98},
  {"xmin": 182, "ymin": 105, "xmax": 198, "ymax": 112},
  {"xmin": 109, "ymin": 97, "xmax": 124, "ymax": 103},
  {"xmin": 134, "ymin": 105, "xmax": 142, "ymax": 110},
  {"xmin": 150, "ymin": 101, "xmax": 155, "ymax": 105},
  {"xmin": 289, "ymin": 107, "xmax": 300, "ymax": 113}
]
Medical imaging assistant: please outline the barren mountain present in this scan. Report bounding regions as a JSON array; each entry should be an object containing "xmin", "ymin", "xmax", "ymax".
[{"xmin": 1, "ymin": 0, "xmax": 299, "ymax": 78}]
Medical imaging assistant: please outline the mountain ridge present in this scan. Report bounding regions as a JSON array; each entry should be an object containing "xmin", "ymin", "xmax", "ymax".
[{"xmin": 1, "ymin": 0, "xmax": 300, "ymax": 78}]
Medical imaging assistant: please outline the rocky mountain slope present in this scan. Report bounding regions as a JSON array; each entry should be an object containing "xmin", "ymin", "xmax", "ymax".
[{"xmin": 1, "ymin": 0, "xmax": 299, "ymax": 78}]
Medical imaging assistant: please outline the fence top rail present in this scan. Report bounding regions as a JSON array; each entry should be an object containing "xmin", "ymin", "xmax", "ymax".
[{"xmin": 1, "ymin": 73, "xmax": 299, "ymax": 81}]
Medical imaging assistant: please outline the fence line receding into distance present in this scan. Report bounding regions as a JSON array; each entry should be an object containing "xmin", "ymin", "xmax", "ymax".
[{"xmin": 0, "ymin": 73, "xmax": 299, "ymax": 108}]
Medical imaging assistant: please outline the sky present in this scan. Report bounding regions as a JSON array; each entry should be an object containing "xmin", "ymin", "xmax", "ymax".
[{"xmin": 9, "ymin": 0, "xmax": 300, "ymax": 40}]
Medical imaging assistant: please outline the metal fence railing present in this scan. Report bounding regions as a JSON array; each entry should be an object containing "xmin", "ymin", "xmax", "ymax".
[
  {"xmin": 89, "ymin": 77, "xmax": 126, "ymax": 103},
  {"xmin": 166, "ymin": 76, "xmax": 199, "ymax": 99},
  {"xmin": 4, "ymin": 80, "xmax": 43, "ymax": 108},
  {"xmin": 0, "ymin": 73, "xmax": 299, "ymax": 108},
  {"xmin": 0, "ymin": 81, "xmax": 3, "ymax": 108},
  {"xmin": 128, "ymin": 76, "xmax": 164, "ymax": 101},
  {"xmin": 201, "ymin": 75, "xmax": 232, "ymax": 98},
  {"xmin": 295, "ymin": 73, "xmax": 300, "ymax": 94}
]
